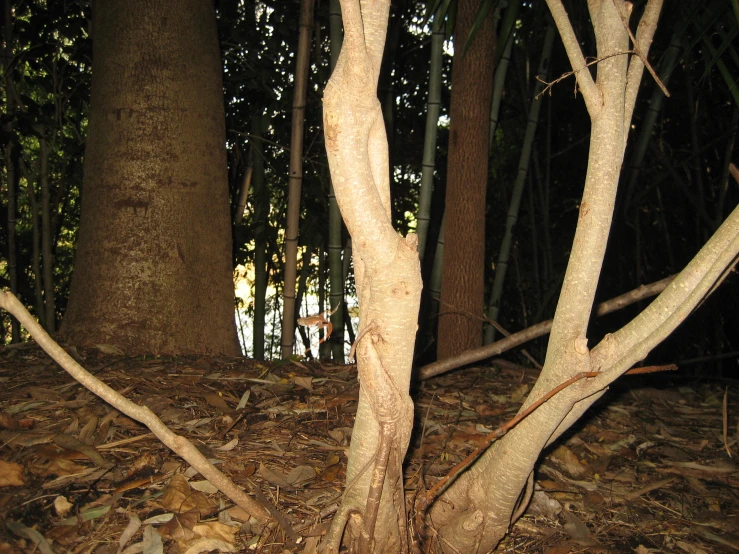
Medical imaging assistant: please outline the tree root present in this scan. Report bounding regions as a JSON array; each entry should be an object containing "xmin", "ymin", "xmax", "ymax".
[
  {"xmin": 437, "ymin": 510, "xmax": 484, "ymax": 554},
  {"xmin": 322, "ymin": 503, "xmax": 359, "ymax": 554},
  {"xmin": 360, "ymin": 425, "xmax": 392, "ymax": 554}
]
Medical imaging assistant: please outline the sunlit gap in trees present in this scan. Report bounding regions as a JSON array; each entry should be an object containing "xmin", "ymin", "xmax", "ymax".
[{"xmin": 233, "ymin": 245, "xmax": 359, "ymax": 360}]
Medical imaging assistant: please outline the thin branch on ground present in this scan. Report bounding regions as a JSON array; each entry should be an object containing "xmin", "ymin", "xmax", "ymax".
[
  {"xmin": 420, "ymin": 363, "xmax": 677, "ymax": 506},
  {"xmin": 0, "ymin": 292, "xmax": 301, "ymax": 540}
]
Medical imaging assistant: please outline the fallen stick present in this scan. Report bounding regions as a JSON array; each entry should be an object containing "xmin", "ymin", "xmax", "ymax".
[
  {"xmin": 0, "ymin": 292, "xmax": 297, "ymax": 538},
  {"xmin": 418, "ymin": 274, "xmax": 675, "ymax": 380}
]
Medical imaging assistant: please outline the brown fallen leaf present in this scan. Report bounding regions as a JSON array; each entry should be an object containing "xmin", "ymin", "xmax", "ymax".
[
  {"xmin": 321, "ymin": 463, "xmax": 343, "ymax": 482},
  {"xmin": 293, "ymin": 376, "xmax": 313, "ymax": 391},
  {"xmin": 53, "ymin": 432, "xmax": 111, "ymax": 468},
  {"xmin": 549, "ymin": 444, "xmax": 586, "ymax": 478},
  {"xmin": 0, "ymin": 411, "xmax": 20, "ymax": 430},
  {"xmin": 160, "ymin": 474, "xmax": 217, "ymax": 516},
  {"xmin": 192, "ymin": 521, "xmax": 238, "ymax": 543},
  {"xmin": 0, "ymin": 461, "xmax": 24, "ymax": 487},
  {"xmin": 159, "ymin": 510, "xmax": 199, "ymax": 540},
  {"xmin": 202, "ymin": 392, "xmax": 232, "ymax": 412}
]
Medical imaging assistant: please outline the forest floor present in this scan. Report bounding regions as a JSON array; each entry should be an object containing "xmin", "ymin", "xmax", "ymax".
[{"xmin": 0, "ymin": 344, "xmax": 737, "ymax": 554}]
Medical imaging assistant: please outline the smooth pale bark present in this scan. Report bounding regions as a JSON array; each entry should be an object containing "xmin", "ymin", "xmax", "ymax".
[
  {"xmin": 60, "ymin": 0, "xmax": 239, "ymax": 355},
  {"xmin": 437, "ymin": 0, "xmax": 496, "ymax": 359},
  {"xmin": 328, "ymin": 0, "xmax": 345, "ymax": 362},
  {"xmin": 430, "ymin": 2, "xmax": 679, "ymax": 551},
  {"xmin": 281, "ymin": 0, "xmax": 315, "ymax": 358},
  {"xmin": 321, "ymin": 1, "xmax": 421, "ymax": 552}
]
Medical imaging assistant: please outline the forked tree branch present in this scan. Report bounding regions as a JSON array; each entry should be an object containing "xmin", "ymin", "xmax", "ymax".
[
  {"xmin": 545, "ymin": 0, "xmax": 600, "ymax": 114},
  {"xmin": 623, "ymin": 0, "xmax": 665, "ymax": 128}
]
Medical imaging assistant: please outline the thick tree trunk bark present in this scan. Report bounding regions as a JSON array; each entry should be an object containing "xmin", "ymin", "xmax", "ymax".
[
  {"xmin": 437, "ymin": 0, "xmax": 496, "ymax": 360},
  {"xmin": 60, "ymin": 0, "xmax": 240, "ymax": 356}
]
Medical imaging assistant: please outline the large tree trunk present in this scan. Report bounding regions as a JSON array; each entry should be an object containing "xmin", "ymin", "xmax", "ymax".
[
  {"xmin": 321, "ymin": 1, "xmax": 422, "ymax": 552},
  {"xmin": 436, "ymin": 0, "xmax": 496, "ymax": 360},
  {"xmin": 59, "ymin": 0, "xmax": 240, "ymax": 356}
]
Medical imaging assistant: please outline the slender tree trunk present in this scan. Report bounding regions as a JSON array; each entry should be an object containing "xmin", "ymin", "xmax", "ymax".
[
  {"xmin": 430, "ymin": 2, "xmax": 673, "ymax": 550},
  {"xmin": 416, "ymin": 10, "xmax": 445, "ymax": 259},
  {"xmin": 539, "ymin": 102, "xmax": 553, "ymax": 287},
  {"xmin": 415, "ymin": 7, "xmax": 446, "ymax": 359},
  {"xmin": 321, "ymin": 1, "xmax": 422, "ymax": 551},
  {"xmin": 686, "ymin": 70, "xmax": 706, "ymax": 248},
  {"xmin": 233, "ymin": 165, "xmax": 252, "ymax": 226},
  {"xmin": 317, "ymin": 245, "xmax": 329, "ymax": 359},
  {"xmin": 488, "ymin": 21, "xmax": 514, "ymax": 151},
  {"xmin": 328, "ymin": 0, "xmax": 345, "ymax": 362},
  {"xmin": 60, "ymin": 0, "xmax": 240, "ymax": 355},
  {"xmin": 527, "ymin": 172, "xmax": 540, "ymax": 302},
  {"xmin": 39, "ymin": 136, "xmax": 56, "ymax": 332},
  {"xmin": 252, "ymin": 113, "xmax": 268, "ymax": 361},
  {"xmin": 437, "ymin": 0, "xmax": 496, "ymax": 359},
  {"xmin": 3, "ymin": 0, "xmax": 20, "ymax": 343},
  {"xmin": 486, "ymin": 23, "xmax": 555, "ymax": 342},
  {"xmin": 281, "ymin": 0, "xmax": 315, "ymax": 358},
  {"xmin": 296, "ymin": 245, "xmax": 313, "ymax": 356},
  {"xmin": 622, "ymin": 31, "xmax": 682, "ymax": 211},
  {"xmin": 426, "ymin": 216, "xmax": 445, "ymax": 349},
  {"xmin": 716, "ymin": 108, "xmax": 739, "ymax": 229},
  {"xmin": 19, "ymin": 159, "xmax": 45, "ymax": 321}
]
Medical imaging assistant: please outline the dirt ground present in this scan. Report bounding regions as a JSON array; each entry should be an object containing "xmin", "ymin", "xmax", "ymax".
[{"xmin": 0, "ymin": 343, "xmax": 737, "ymax": 553}]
